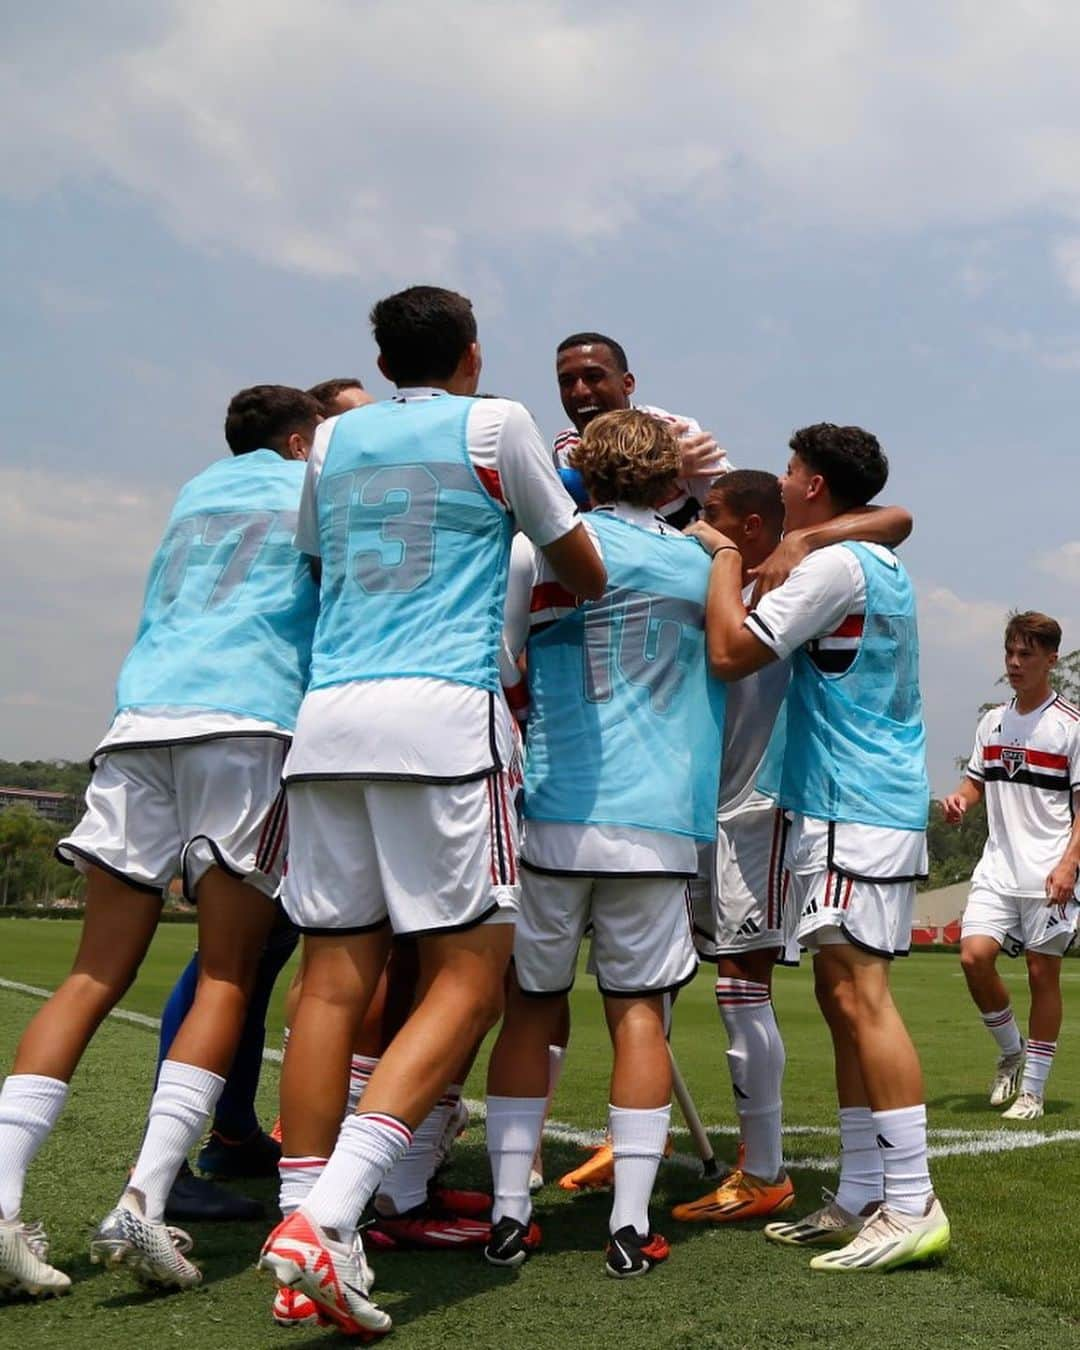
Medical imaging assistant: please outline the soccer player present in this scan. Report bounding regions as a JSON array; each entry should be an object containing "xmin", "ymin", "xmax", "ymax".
[
  {"xmin": 307, "ymin": 377, "xmax": 375, "ymax": 414},
  {"xmin": 689, "ymin": 423, "xmax": 949, "ymax": 1272},
  {"xmin": 483, "ymin": 409, "xmax": 725, "ymax": 1277},
  {"xmin": 675, "ymin": 472, "xmax": 913, "ymax": 1226},
  {"xmin": 943, "ymin": 612, "xmax": 1080, "ymax": 1120},
  {"xmin": 552, "ymin": 332, "xmax": 730, "ymax": 524},
  {"xmin": 258, "ymin": 286, "xmax": 605, "ymax": 1339},
  {"xmin": 0, "ymin": 385, "xmax": 321, "ymax": 1297}
]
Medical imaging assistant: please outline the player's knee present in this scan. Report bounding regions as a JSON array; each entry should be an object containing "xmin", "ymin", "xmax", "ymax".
[
  {"xmin": 1025, "ymin": 952, "xmax": 1060, "ymax": 990},
  {"xmin": 959, "ymin": 944, "xmax": 993, "ymax": 983}
]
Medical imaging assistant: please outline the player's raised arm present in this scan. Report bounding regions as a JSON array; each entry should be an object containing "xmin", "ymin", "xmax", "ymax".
[
  {"xmin": 538, "ymin": 523, "xmax": 605, "ymax": 600},
  {"xmin": 750, "ymin": 503, "xmax": 913, "ymax": 598},
  {"xmin": 685, "ymin": 519, "xmax": 777, "ymax": 680}
]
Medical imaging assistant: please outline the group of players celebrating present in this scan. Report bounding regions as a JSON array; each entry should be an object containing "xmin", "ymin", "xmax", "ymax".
[{"xmin": 2, "ymin": 285, "xmax": 1078, "ymax": 1338}]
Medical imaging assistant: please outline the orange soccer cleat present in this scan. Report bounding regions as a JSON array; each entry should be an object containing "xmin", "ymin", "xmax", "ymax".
[
  {"xmin": 557, "ymin": 1135, "xmax": 674, "ymax": 1193},
  {"xmin": 671, "ymin": 1169, "xmax": 795, "ymax": 1224}
]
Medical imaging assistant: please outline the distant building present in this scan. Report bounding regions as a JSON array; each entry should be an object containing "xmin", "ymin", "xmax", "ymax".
[{"xmin": 0, "ymin": 786, "xmax": 77, "ymax": 825}]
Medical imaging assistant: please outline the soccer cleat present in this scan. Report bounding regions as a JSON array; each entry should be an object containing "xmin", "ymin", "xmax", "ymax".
[
  {"xmin": 259, "ymin": 1209, "xmax": 391, "ymax": 1340},
  {"xmin": 431, "ymin": 1185, "xmax": 491, "ymax": 1218},
  {"xmin": 809, "ymin": 1196, "xmax": 950, "ymax": 1272},
  {"xmin": 368, "ymin": 1199, "xmax": 491, "ymax": 1250},
  {"xmin": 763, "ymin": 1190, "xmax": 867, "ymax": 1247},
  {"xmin": 272, "ymin": 1284, "xmax": 322, "ymax": 1327},
  {"xmin": 529, "ymin": 1138, "xmax": 544, "ymax": 1193},
  {"xmin": 89, "ymin": 1189, "xmax": 201, "ymax": 1289},
  {"xmin": 1002, "ymin": 1090, "xmax": 1044, "ymax": 1120},
  {"xmin": 604, "ymin": 1225, "xmax": 670, "ymax": 1278},
  {"xmin": 558, "ymin": 1134, "xmax": 675, "ymax": 1192},
  {"xmin": 671, "ymin": 1168, "xmax": 795, "ymax": 1224},
  {"xmin": 269, "ymin": 1115, "xmax": 283, "ymax": 1145},
  {"xmin": 483, "ymin": 1215, "xmax": 542, "ymax": 1268},
  {"xmin": 198, "ymin": 1126, "xmax": 281, "ymax": 1179},
  {"xmin": 165, "ymin": 1161, "xmax": 263, "ymax": 1223},
  {"xmin": 989, "ymin": 1045, "xmax": 1026, "ymax": 1107},
  {"xmin": 0, "ymin": 1218, "xmax": 71, "ymax": 1299}
]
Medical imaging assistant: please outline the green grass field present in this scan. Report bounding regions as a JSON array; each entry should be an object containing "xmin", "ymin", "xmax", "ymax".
[{"xmin": 3, "ymin": 917, "xmax": 1080, "ymax": 1348}]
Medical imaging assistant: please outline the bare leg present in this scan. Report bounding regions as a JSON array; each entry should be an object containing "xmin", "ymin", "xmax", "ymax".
[
  {"xmin": 959, "ymin": 935, "xmax": 1008, "ymax": 1015},
  {"xmin": 14, "ymin": 867, "xmax": 161, "ymax": 1082},
  {"xmin": 1026, "ymin": 951, "xmax": 1064, "ymax": 1043},
  {"xmin": 605, "ymin": 996, "xmax": 670, "ymax": 1109}
]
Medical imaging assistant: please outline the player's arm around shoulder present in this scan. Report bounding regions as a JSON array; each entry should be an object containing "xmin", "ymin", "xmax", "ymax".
[
  {"xmin": 492, "ymin": 398, "xmax": 605, "ymax": 599},
  {"xmin": 750, "ymin": 503, "xmax": 913, "ymax": 599},
  {"xmin": 685, "ymin": 520, "xmax": 774, "ymax": 681}
]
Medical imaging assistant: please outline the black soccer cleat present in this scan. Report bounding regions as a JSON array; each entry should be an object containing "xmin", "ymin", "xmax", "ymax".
[
  {"xmin": 604, "ymin": 1224, "xmax": 670, "ymax": 1278},
  {"xmin": 483, "ymin": 1215, "xmax": 542, "ymax": 1268}
]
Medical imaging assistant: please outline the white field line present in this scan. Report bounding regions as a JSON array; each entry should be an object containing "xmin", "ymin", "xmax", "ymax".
[{"xmin": 2, "ymin": 976, "xmax": 1077, "ymax": 1171}]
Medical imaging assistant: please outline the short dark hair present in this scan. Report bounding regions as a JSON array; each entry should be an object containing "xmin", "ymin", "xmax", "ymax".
[
  {"xmin": 370, "ymin": 286, "xmax": 476, "ymax": 385},
  {"xmin": 788, "ymin": 423, "xmax": 888, "ymax": 509},
  {"xmin": 307, "ymin": 378, "xmax": 364, "ymax": 414},
  {"xmin": 556, "ymin": 332, "xmax": 629, "ymax": 373},
  {"xmin": 1005, "ymin": 611, "xmax": 1062, "ymax": 653},
  {"xmin": 224, "ymin": 385, "xmax": 321, "ymax": 456},
  {"xmin": 705, "ymin": 469, "xmax": 784, "ymax": 531}
]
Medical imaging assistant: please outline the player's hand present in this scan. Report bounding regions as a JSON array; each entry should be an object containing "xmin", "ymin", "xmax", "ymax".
[
  {"xmin": 685, "ymin": 520, "xmax": 739, "ymax": 558},
  {"xmin": 748, "ymin": 531, "xmax": 811, "ymax": 601},
  {"xmin": 1045, "ymin": 859, "xmax": 1079, "ymax": 905},
  {"xmin": 670, "ymin": 420, "xmax": 728, "ymax": 481},
  {"xmin": 940, "ymin": 794, "xmax": 968, "ymax": 825}
]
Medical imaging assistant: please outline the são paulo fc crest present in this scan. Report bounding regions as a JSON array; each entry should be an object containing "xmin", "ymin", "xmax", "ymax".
[{"xmin": 1001, "ymin": 747, "xmax": 1026, "ymax": 777}]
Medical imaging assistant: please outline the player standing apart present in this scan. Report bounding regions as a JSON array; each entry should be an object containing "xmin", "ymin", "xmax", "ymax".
[
  {"xmin": 484, "ymin": 410, "xmax": 724, "ymax": 1276},
  {"xmin": 690, "ymin": 423, "xmax": 949, "ymax": 1272},
  {"xmin": 943, "ymin": 613, "xmax": 1080, "ymax": 1119},
  {"xmin": 0, "ymin": 386, "xmax": 321, "ymax": 1297},
  {"xmin": 258, "ymin": 286, "xmax": 604, "ymax": 1339}
]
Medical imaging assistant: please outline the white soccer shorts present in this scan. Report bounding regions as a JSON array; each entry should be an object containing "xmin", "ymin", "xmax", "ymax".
[
  {"xmin": 690, "ymin": 807, "xmax": 790, "ymax": 960},
  {"xmin": 282, "ymin": 773, "xmax": 519, "ymax": 936},
  {"xmin": 961, "ymin": 885, "xmax": 1079, "ymax": 957},
  {"xmin": 788, "ymin": 867, "xmax": 915, "ymax": 959},
  {"xmin": 513, "ymin": 868, "xmax": 697, "ymax": 997},
  {"xmin": 57, "ymin": 737, "xmax": 288, "ymax": 899}
]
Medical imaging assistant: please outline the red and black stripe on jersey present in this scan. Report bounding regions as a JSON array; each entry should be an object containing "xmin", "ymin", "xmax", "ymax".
[
  {"xmin": 979, "ymin": 741, "xmax": 1072, "ymax": 793},
  {"xmin": 805, "ymin": 614, "xmax": 864, "ymax": 674}
]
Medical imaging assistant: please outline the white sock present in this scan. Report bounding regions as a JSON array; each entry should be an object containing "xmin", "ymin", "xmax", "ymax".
[
  {"xmin": 128, "ymin": 1060, "xmax": 225, "ymax": 1223},
  {"xmin": 546, "ymin": 1046, "xmax": 567, "ymax": 1108},
  {"xmin": 873, "ymin": 1104, "xmax": 932, "ymax": 1217},
  {"xmin": 376, "ymin": 1085, "xmax": 461, "ymax": 1215},
  {"xmin": 0, "ymin": 1075, "xmax": 69, "ymax": 1221},
  {"xmin": 835, "ymin": 1106, "xmax": 883, "ymax": 1215},
  {"xmin": 716, "ymin": 978, "xmax": 785, "ymax": 1181},
  {"xmin": 981, "ymin": 1006, "xmax": 1023, "ymax": 1057},
  {"xmin": 305, "ymin": 1112, "xmax": 413, "ymax": 1240},
  {"xmin": 279, "ymin": 1156, "xmax": 326, "ymax": 1216},
  {"xmin": 486, "ymin": 1095, "xmax": 546, "ymax": 1225},
  {"xmin": 608, "ymin": 1103, "xmax": 670, "ymax": 1237},
  {"xmin": 347, "ymin": 1055, "xmax": 378, "ymax": 1115},
  {"xmin": 1022, "ymin": 1039, "xmax": 1056, "ymax": 1097}
]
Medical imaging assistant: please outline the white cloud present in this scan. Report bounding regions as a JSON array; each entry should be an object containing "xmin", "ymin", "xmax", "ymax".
[
  {"xmin": 6, "ymin": 2, "xmax": 1080, "ymax": 282},
  {"xmin": 1036, "ymin": 540, "xmax": 1080, "ymax": 583},
  {"xmin": 918, "ymin": 585, "xmax": 1008, "ymax": 649}
]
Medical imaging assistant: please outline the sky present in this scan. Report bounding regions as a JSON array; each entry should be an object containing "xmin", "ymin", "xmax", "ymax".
[{"xmin": 2, "ymin": 0, "xmax": 1079, "ymax": 790}]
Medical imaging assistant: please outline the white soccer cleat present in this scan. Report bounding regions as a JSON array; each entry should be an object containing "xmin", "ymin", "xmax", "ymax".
[
  {"xmin": 1002, "ymin": 1090, "xmax": 1044, "ymax": 1121},
  {"xmin": 989, "ymin": 1046, "xmax": 1026, "ymax": 1107},
  {"xmin": 89, "ymin": 1189, "xmax": 201, "ymax": 1289},
  {"xmin": 260, "ymin": 1208, "xmax": 391, "ymax": 1340},
  {"xmin": 763, "ymin": 1189, "xmax": 866, "ymax": 1247},
  {"xmin": 0, "ymin": 1218, "xmax": 71, "ymax": 1299},
  {"xmin": 529, "ymin": 1138, "xmax": 544, "ymax": 1193},
  {"xmin": 810, "ymin": 1196, "xmax": 950, "ymax": 1272}
]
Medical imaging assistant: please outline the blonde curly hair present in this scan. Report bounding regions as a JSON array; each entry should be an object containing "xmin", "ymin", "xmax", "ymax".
[{"xmin": 570, "ymin": 409, "xmax": 680, "ymax": 508}]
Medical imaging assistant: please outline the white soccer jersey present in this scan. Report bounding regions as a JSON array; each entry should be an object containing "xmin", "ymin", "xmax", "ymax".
[
  {"xmin": 717, "ymin": 584, "xmax": 790, "ymax": 821},
  {"xmin": 746, "ymin": 543, "xmax": 927, "ymax": 879},
  {"xmin": 504, "ymin": 502, "xmax": 697, "ymax": 876},
  {"xmin": 286, "ymin": 390, "xmax": 581, "ymax": 782},
  {"xmin": 967, "ymin": 694, "xmax": 1080, "ymax": 897},
  {"xmin": 552, "ymin": 404, "xmax": 731, "ymax": 528}
]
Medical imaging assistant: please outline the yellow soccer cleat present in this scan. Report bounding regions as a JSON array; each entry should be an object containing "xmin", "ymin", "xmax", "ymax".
[
  {"xmin": 558, "ymin": 1135, "xmax": 674, "ymax": 1192},
  {"xmin": 809, "ymin": 1196, "xmax": 950, "ymax": 1273},
  {"xmin": 671, "ymin": 1169, "xmax": 795, "ymax": 1224}
]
